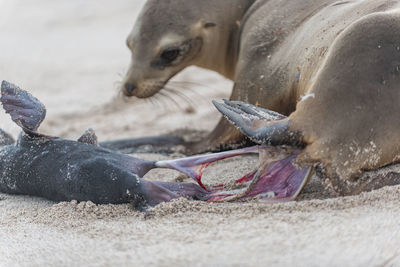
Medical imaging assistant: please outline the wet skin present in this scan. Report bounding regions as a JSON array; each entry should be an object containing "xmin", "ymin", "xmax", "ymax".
[
  {"xmin": 0, "ymin": 134, "xmax": 207, "ymax": 209},
  {"xmin": 0, "ymin": 81, "xmax": 207, "ymax": 210}
]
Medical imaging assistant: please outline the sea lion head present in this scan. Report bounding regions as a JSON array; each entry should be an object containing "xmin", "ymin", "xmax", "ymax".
[{"xmin": 122, "ymin": 0, "xmax": 219, "ymax": 98}]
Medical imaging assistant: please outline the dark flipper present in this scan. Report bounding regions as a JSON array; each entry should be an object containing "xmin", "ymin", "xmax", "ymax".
[
  {"xmin": 222, "ymin": 99, "xmax": 286, "ymax": 121},
  {"xmin": 151, "ymin": 181, "xmax": 210, "ymax": 200},
  {"xmin": 1, "ymin": 81, "xmax": 47, "ymax": 137},
  {"xmin": 100, "ymin": 135, "xmax": 185, "ymax": 154},
  {"xmin": 213, "ymin": 99, "xmax": 303, "ymax": 146}
]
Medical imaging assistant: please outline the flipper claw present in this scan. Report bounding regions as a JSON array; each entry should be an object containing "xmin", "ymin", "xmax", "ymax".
[
  {"xmin": 222, "ymin": 99, "xmax": 286, "ymax": 121},
  {"xmin": 213, "ymin": 99, "xmax": 302, "ymax": 146},
  {"xmin": 212, "ymin": 100, "xmax": 257, "ymax": 137}
]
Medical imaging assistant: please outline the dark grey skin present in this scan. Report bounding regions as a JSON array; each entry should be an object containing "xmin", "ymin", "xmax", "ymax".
[{"xmin": 0, "ymin": 81, "xmax": 207, "ymax": 210}]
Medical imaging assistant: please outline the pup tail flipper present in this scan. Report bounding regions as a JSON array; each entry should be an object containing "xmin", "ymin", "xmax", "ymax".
[{"xmin": 1, "ymin": 81, "xmax": 47, "ymax": 137}]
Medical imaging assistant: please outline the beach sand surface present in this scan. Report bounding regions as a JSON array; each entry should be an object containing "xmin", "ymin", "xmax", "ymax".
[{"xmin": 1, "ymin": 1, "xmax": 399, "ymax": 266}]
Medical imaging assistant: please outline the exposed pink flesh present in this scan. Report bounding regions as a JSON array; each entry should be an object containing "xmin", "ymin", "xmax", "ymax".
[
  {"xmin": 208, "ymin": 154, "xmax": 312, "ymax": 202},
  {"xmin": 155, "ymin": 146, "xmax": 312, "ymax": 202},
  {"xmin": 155, "ymin": 146, "xmax": 262, "ymax": 190},
  {"xmin": 235, "ymin": 170, "xmax": 257, "ymax": 184}
]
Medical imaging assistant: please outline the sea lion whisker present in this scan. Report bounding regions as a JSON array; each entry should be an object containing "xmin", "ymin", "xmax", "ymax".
[
  {"xmin": 164, "ymin": 86, "xmax": 205, "ymax": 105},
  {"xmin": 113, "ymin": 80, "xmax": 122, "ymax": 87},
  {"xmin": 168, "ymin": 80, "xmax": 216, "ymax": 90},
  {"xmin": 163, "ymin": 88, "xmax": 195, "ymax": 107},
  {"xmin": 154, "ymin": 93, "xmax": 171, "ymax": 111},
  {"xmin": 116, "ymin": 71, "xmax": 126, "ymax": 79},
  {"xmin": 179, "ymin": 88, "xmax": 209, "ymax": 101},
  {"xmin": 147, "ymin": 95, "xmax": 158, "ymax": 108},
  {"xmin": 120, "ymin": 92, "xmax": 135, "ymax": 103},
  {"xmin": 158, "ymin": 91, "xmax": 183, "ymax": 110},
  {"xmin": 164, "ymin": 84, "xmax": 209, "ymax": 99},
  {"xmin": 155, "ymin": 79, "xmax": 208, "ymax": 96},
  {"xmin": 164, "ymin": 82, "xmax": 198, "ymax": 92}
]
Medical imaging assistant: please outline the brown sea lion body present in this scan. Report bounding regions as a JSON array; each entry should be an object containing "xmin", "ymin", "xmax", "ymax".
[{"xmin": 122, "ymin": 0, "xmax": 400, "ymax": 194}]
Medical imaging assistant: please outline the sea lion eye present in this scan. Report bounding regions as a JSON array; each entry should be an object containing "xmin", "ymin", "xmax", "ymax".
[
  {"xmin": 151, "ymin": 40, "xmax": 198, "ymax": 70},
  {"xmin": 160, "ymin": 48, "xmax": 180, "ymax": 62}
]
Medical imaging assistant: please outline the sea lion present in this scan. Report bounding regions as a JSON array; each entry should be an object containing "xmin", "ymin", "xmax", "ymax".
[
  {"xmin": 117, "ymin": 0, "xmax": 400, "ymax": 159},
  {"xmin": 117, "ymin": 0, "xmax": 400, "ymax": 190},
  {"xmin": 0, "ymin": 81, "xmax": 208, "ymax": 210},
  {"xmin": 213, "ymin": 100, "xmax": 400, "ymax": 196},
  {"xmin": 0, "ymin": 81, "xmax": 313, "ymax": 206}
]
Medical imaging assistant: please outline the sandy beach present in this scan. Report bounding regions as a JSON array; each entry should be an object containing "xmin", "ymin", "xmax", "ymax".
[{"xmin": 1, "ymin": 1, "xmax": 400, "ymax": 266}]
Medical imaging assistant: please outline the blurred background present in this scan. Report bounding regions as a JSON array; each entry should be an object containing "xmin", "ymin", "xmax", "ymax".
[{"xmin": 0, "ymin": 0, "xmax": 231, "ymax": 140}]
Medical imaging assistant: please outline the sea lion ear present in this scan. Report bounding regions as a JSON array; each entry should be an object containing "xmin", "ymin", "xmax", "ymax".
[
  {"xmin": 204, "ymin": 22, "xmax": 217, "ymax": 28},
  {"xmin": 0, "ymin": 81, "xmax": 47, "ymax": 136},
  {"xmin": 77, "ymin": 128, "xmax": 98, "ymax": 146}
]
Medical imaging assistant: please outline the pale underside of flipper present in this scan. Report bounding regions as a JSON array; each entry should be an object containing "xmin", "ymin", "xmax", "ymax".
[
  {"xmin": 213, "ymin": 99, "xmax": 303, "ymax": 146},
  {"xmin": 1, "ymin": 81, "xmax": 47, "ymax": 137},
  {"xmin": 156, "ymin": 146, "xmax": 313, "ymax": 202}
]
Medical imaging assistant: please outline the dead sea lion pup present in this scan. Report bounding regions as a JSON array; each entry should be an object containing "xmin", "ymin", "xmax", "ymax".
[
  {"xmin": 0, "ymin": 81, "xmax": 209, "ymax": 210},
  {"xmin": 116, "ymin": 0, "xmax": 400, "ymax": 158},
  {"xmin": 0, "ymin": 81, "xmax": 313, "ymax": 206}
]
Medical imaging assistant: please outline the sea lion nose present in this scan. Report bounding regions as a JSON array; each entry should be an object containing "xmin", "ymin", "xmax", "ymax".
[{"xmin": 124, "ymin": 83, "xmax": 136, "ymax": 96}]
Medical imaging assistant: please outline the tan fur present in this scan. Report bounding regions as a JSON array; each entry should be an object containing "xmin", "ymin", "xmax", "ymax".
[{"xmin": 123, "ymin": 0, "xmax": 400, "ymax": 194}]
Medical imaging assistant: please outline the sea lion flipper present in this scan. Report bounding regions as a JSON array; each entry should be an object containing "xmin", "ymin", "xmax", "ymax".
[
  {"xmin": 78, "ymin": 128, "xmax": 98, "ymax": 146},
  {"xmin": 223, "ymin": 99, "xmax": 287, "ymax": 121},
  {"xmin": 213, "ymin": 100, "xmax": 302, "ymax": 146},
  {"xmin": 1, "ymin": 81, "xmax": 46, "ymax": 135},
  {"xmin": 212, "ymin": 100, "xmax": 258, "ymax": 137}
]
